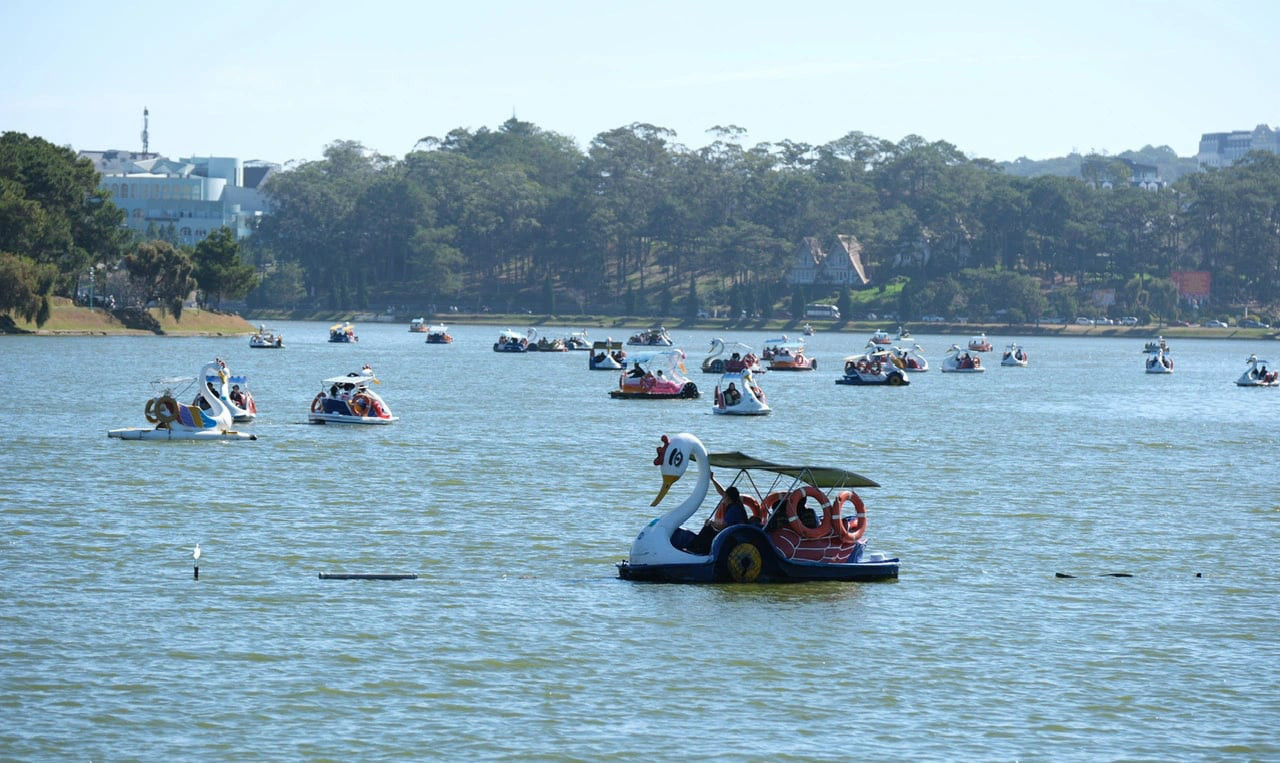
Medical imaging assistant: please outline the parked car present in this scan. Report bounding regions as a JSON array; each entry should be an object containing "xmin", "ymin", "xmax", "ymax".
[
  {"xmin": 1202, "ymin": 319, "xmax": 1229, "ymax": 328},
  {"xmin": 1075, "ymin": 317, "xmax": 1093, "ymax": 325},
  {"xmin": 921, "ymin": 315, "xmax": 946, "ymax": 322},
  {"xmin": 1240, "ymin": 319, "xmax": 1270, "ymax": 328},
  {"xmin": 1120, "ymin": 316, "xmax": 1139, "ymax": 326},
  {"xmin": 1171, "ymin": 320, "xmax": 1193, "ymax": 327}
]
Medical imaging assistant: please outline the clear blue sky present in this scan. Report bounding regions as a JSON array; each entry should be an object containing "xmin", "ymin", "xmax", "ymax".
[{"xmin": 3, "ymin": 0, "xmax": 1276, "ymax": 165}]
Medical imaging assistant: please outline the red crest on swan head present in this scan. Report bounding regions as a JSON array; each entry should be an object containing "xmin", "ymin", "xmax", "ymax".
[{"xmin": 653, "ymin": 434, "xmax": 670, "ymax": 466}]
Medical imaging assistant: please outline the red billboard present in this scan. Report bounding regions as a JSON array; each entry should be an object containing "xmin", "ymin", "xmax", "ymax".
[{"xmin": 1172, "ymin": 271, "xmax": 1211, "ymax": 299}]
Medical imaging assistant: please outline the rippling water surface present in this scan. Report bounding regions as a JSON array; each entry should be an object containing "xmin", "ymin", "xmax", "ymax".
[{"xmin": 2, "ymin": 324, "xmax": 1278, "ymax": 759}]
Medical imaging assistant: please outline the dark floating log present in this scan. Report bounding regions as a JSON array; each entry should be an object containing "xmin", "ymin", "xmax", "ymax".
[
  {"xmin": 319, "ymin": 573, "xmax": 418, "ymax": 581},
  {"xmin": 1055, "ymin": 572, "xmax": 1134, "ymax": 578}
]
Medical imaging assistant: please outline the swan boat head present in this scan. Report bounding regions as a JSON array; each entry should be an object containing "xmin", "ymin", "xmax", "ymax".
[{"xmin": 629, "ymin": 433, "xmax": 711, "ymax": 566}]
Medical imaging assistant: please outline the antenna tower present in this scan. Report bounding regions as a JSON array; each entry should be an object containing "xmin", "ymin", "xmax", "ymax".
[{"xmin": 141, "ymin": 107, "xmax": 150, "ymax": 154}]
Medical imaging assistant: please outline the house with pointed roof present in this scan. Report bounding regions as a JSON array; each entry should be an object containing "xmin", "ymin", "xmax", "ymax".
[{"xmin": 785, "ymin": 235, "xmax": 869, "ymax": 286}]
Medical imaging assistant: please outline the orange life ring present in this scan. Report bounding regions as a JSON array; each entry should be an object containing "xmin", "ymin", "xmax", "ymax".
[
  {"xmin": 151, "ymin": 395, "xmax": 180, "ymax": 425},
  {"xmin": 349, "ymin": 393, "xmax": 372, "ymax": 417},
  {"xmin": 712, "ymin": 493, "xmax": 764, "ymax": 527},
  {"xmin": 870, "ymin": 361, "xmax": 882, "ymax": 375},
  {"xmin": 311, "ymin": 394, "xmax": 325, "ymax": 413},
  {"xmin": 785, "ymin": 486, "xmax": 831, "ymax": 539},
  {"xmin": 828, "ymin": 490, "xmax": 866, "ymax": 544},
  {"xmin": 144, "ymin": 397, "xmax": 160, "ymax": 423}
]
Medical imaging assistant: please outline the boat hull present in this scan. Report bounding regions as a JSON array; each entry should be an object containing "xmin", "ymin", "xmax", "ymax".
[
  {"xmin": 308, "ymin": 413, "xmax": 398, "ymax": 425},
  {"xmin": 835, "ymin": 373, "xmax": 908, "ymax": 386},
  {"xmin": 108, "ymin": 427, "xmax": 256, "ymax": 441},
  {"xmin": 610, "ymin": 388, "xmax": 699, "ymax": 400}
]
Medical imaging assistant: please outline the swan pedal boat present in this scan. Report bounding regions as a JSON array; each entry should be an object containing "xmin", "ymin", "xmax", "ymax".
[
  {"xmin": 1145, "ymin": 349, "xmax": 1174, "ymax": 374},
  {"xmin": 617, "ymin": 433, "xmax": 898, "ymax": 583},
  {"xmin": 425, "ymin": 324, "xmax": 453, "ymax": 344},
  {"xmin": 1143, "ymin": 337, "xmax": 1170, "ymax": 354},
  {"xmin": 328, "ymin": 321, "xmax": 357, "ymax": 343},
  {"xmin": 895, "ymin": 326, "xmax": 912, "ymax": 341},
  {"xmin": 527, "ymin": 328, "xmax": 568, "ymax": 352},
  {"xmin": 249, "ymin": 326, "xmax": 283, "ymax": 348},
  {"xmin": 589, "ymin": 339, "xmax": 626, "ymax": 370},
  {"xmin": 889, "ymin": 344, "xmax": 929, "ymax": 372},
  {"xmin": 566, "ymin": 331, "xmax": 591, "ymax": 351},
  {"xmin": 1000, "ymin": 343, "xmax": 1029, "ymax": 367},
  {"xmin": 836, "ymin": 348, "xmax": 909, "ymax": 386},
  {"xmin": 968, "ymin": 334, "xmax": 993, "ymax": 352},
  {"xmin": 308, "ymin": 367, "xmax": 397, "ymax": 424},
  {"xmin": 713, "ymin": 369, "xmax": 771, "ymax": 415},
  {"xmin": 702, "ymin": 339, "xmax": 764, "ymax": 374},
  {"xmin": 203, "ymin": 362, "xmax": 257, "ymax": 422},
  {"xmin": 627, "ymin": 326, "xmax": 673, "ymax": 347},
  {"xmin": 494, "ymin": 328, "xmax": 532, "ymax": 352},
  {"xmin": 1236, "ymin": 354, "xmax": 1279, "ymax": 387},
  {"xmin": 108, "ymin": 361, "xmax": 257, "ymax": 441},
  {"xmin": 610, "ymin": 350, "xmax": 699, "ymax": 399},
  {"xmin": 941, "ymin": 345, "xmax": 985, "ymax": 373},
  {"xmin": 802, "ymin": 323, "xmax": 815, "ymax": 336}
]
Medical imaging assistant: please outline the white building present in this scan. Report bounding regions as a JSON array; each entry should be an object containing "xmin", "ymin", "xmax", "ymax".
[
  {"xmin": 79, "ymin": 150, "xmax": 277, "ymax": 245},
  {"xmin": 1197, "ymin": 125, "xmax": 1280, "ymax": 169}
]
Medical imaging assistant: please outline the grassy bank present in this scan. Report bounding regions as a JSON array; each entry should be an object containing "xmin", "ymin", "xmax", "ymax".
[{"xmin": 4, "ymin": 298, "xmax": 256, "ymax": 336}]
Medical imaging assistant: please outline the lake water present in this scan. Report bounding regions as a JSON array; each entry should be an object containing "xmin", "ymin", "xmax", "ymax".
[{"xmin": 2, "ymin": 323, "xmax": 1278, "ymax": 760}]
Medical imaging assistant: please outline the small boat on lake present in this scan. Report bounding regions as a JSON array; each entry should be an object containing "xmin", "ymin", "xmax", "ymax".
[
  {"xmin": 610, "ymin": 350, "xmax": 699, "ymax": 399},
  {"xmin": 802, "ymin": 323, "xmax": 815, "ymax": 336},
  {"xmin": 1146, "ymin": 348, "xmax": 1174, "ymax": 374},
  {"xmin": 713, "ymin": 369, "xmax": 771, "ymax": 415},
  {"xmin": 308, "ymin": 366, "xmax": 397, "ymax": 424},
  {"xmin": 702, "ymin": 339, "xmax": 764, "ymax": 375},
  {"xmin": 589, "ymin": 339, "xmax": 626, "ymax": 370},
  {"xmin": 408, "ymin": 318, "xmax": 428, "ymax": 333},
  {"xmin": 870, "ymin": 330, "xmax": 892, "ymax": 345},
  {"xmin": 425, "ymin": 324, "xmax": 453, "ymax": 344},
  {"xmin": 941, "ymin": 345, "xmax": 985, "ymax": 373},
  {"xmin": 837, "ymin": 348, "xmax": 909, "ymax": 386},
  {"xmin": 895, "ymin": 326, "xmax": 912, "ymax": 341},
  {"xmin": 249, "ymin": 325, "xmax": 283, "ymax": 349},
  {"xmin": 764, "ymin": 340, "xmax": 817, "ymax": 371},
  {"xmin": 1236, "ymin": 354, "xmax": 1278, "ymax": 387},
  {"xmin": 627, "ymin": 325, "xmax": 673, "ymax": 347},
  {"xmin": 1001, "ymin": 343, "xmax": 1029, "ymax": 367},
  {"xmin": 968, "ymin": 333, "xmax": 993, "ymax": 352},
  {"xmin": 328, "ymin": 322, "xmax": 358, "ymax": 343},
  {"xmin": 565, "ymin": 330, "xmax": 591, "ymax": 351},
  {"xmin": 1143, "ymin": 336, "xmax": 1170, "ymax": 354},
  {"xmin": 527, "ymin": 328, "xmax": 567, "ymax": 352},
  {"xmin": 888, "ymin": 344, "xmax": 929, "ymax": 372},
  {"xmin": 493, "ymin": 328, "xmax": 531, "ymax": 353},
  {"xmin": 108, "ymin": 361, "xmax": 256, "ymax": 441},
  {"xmin": 203, "ymin": 359, "xmax": 257, "ymax": 423},
  {"xmin": 616, "ymin": 433, "xmax": 898, "ymax": 583}
]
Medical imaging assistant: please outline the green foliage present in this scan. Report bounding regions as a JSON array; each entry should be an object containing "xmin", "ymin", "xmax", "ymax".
[
  {"xmin": 247, "ymin": 260, "xmax": 307, "ymax": 309},
  {"xmin": 123, "ymin": 240, "xmax": 196, "ymax": 320},
  {"xmin": 192, "ymin": 227, "xmax": 257, "ymax": 309},
  {"xmin": 0, "ymin": 251, "xmax": 58, "ymax": 325}
]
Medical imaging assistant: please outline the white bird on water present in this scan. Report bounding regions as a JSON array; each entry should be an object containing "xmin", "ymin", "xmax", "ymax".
[{"xmin": 190, "ymin": 544, "xmax": 201, "ymax": 561}]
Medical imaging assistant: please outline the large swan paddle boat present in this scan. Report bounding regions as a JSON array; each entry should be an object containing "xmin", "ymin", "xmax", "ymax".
[
  {"xmin": 108, "ymin": 361, "xmax": 256, "ymax": 441},
  {"xmin": 249, "ymin": 325, "xmax": 283, "ymax": 348},
  {"xmin": 328, "ymin": 321, "xmax": 358, "ymax": 343},
  {"xmin": 702, "ymin": 339, "xmax": 764, "ymax": 375},
  {"xmin": 1000, "ymin": 343, "xmax": 1029, "ymax": 367},
  {"xmin": 941, "ymin": 345, "xmax": 985, "ymax": 373},
  {"xmin": 627, "ymin": 325, "xmax": 674, "ymax": 347},
  {"xmin": 837, "ymin": 347, "xmax": 909, "ymax": 386},
  {"xmin": 869, "ymin": 330, "xmax": 892, "ymax": 345},
  {"xmin": 203, "ymin": 359, "xmax": 257, "ymax": 422},
  {"xmin": 610, "ymin": 350, "xmax": 699, "ymax": 400},
  {"xmin": 895, "ymin": 326, "xmax": 913, "ymax": 341},
  {"xmin": 616, "ymin": 433, "xmax": 899, "ymax": 583},
  {"xmin": 713, "ymin": 369, "xmax": 771, "ymax": 415},
  {"xmin": 308, "ymin": 366, "xmax": 397, "ymax": 424},
  {"xmin": 527, "ymin": 328, "xmax": 567, "ymax": 352},
  {"xmin": 425, "ymin": 324, "xmax": 453, "ymax": 344},
  {"xmin": 1145, "ymin": 348, "xmax": 1174, "ymax": 374},
  {"xmin": 565, "ymin": 330, "xmax": 591, "ymax": 351},
  {"xmin": 1236, "ymin": 354, "xmax": 1279, "ymax": 387},
  {"xmin": 589, "ymin": 339, "xmax": 627, "ymax": 370},
  {"xmin": 408, "ymin": 317, "xmax": 428, "ymax": 333},
  {"xmin": 493, "ymin": 328, "xmax": 532, "ymax": 352},
  {"xmin": 968, "ymin": 333, "xmax": 993, "ymax": 352},
  {"xmin": 889, "ymin": 344, "xmax": 929, "ymax": 372},
  {"xmin": 764, "ymin": 340, "xmax": 816, "ymax": 371}
]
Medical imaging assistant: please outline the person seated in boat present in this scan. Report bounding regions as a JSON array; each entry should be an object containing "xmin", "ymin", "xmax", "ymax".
[
  {"xmin": 726, "ymin": 352, "xmax": 744, "ymax": 371},
  {"xmin": 628, "ymin": 362, "xmax": 645, "ymax": 378},
  {"xmin": 687, "ymin": 481, "xmax": 750, "ymax": 554},
  {"xmin": 230, "ymin": 385, "xmax": 245, "ymax": 406},
  {"xmin": 723, "ymin": 383, "xmax": 741, "ymax": 406}
]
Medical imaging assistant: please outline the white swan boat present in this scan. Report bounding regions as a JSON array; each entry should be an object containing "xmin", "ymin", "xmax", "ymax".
[
  {"xmin": 802, "ymin": 323, "xmax": 815, "ymax": 336},
  {"xmin": 1236, "ymin": 354, "xmax": 1277, "ymax": 387},
  {"xmin": 249, "ymin": 325, "xmax": 283, "ymax": 348},
  {"xmin": 108, "ymin": 361, "xmax": 257, "ymax": 440},
  {"xmin": 1001, "ymin": 343, "xmax": 1029, "ymax": 367},
  {"xmin": 627, "ymin": 326, "xmax": 673, "ymax": 346},
  {"xmin": 1145, "ymin": 348, "xmax": 1174, "ymax": 374},
  {"xmin": 895, "ymin": 326, "xmax": 912, "ymax": 341},
  {"xmin": 425, "ymin": 324, "xmax": 453, "ymax": 344},
  {"xmin": 889, "ymin": 344, "xmax": 929, "ymax": 372},
  {"xmin": 309, "ymin": 366, "xmax": 397, "ymax": 424},
  {"xmin": 565, "ymin": 331, "xmax": 591, "ymax": 351},
  {"xmin": 616, "ymin": 433, "xmax": 898, "ymax": 583},
  {"xmin": 941, "ymin": 344, "xmax": 985, "ymax": 373},
  {"xmin": 203, "ymin": 360, "xmax": 257, "ymax": 422},
  {"xmin": 1143, "ymin": 336, "xmax": 1170, "ymax": 354},
  {"xmin": 493, "ymin": 328, "xmax": 531, "ymax": 352},
  {"xmin": 527, "ymin": 328, "xmax": 567, "ymax": 352},
  {"xmin": 701, "ymin": 339, "xmax": 764, "ymax": 374},
  {"xmin": 836, "ymin": 348, "xmax": 909, "ymax": 386},
  {"xmin": 713, "ymin": 369, "xmax": 771, "ymax": 415},
  {"xmin": 589, "ymin": 339, "xmax": 626, "ymax": 370}
]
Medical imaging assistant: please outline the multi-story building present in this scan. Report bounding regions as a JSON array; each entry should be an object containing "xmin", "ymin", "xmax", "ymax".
[
  {"xmin": 79, "ymin": 150, "xmax": 277, "ymax": 245},
  {"xmin": 1197, "ymin": 124, "xmax": 1280, "ymax": 168},
  {"xmin": 1081, "ymin": 156, "xmax": 1166, "ymax": 190}
]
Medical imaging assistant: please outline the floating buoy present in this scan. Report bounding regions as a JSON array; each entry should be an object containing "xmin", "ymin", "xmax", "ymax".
[{"xmin": 318, "ymin": 573, "xmax": 418, "ymax": 581}]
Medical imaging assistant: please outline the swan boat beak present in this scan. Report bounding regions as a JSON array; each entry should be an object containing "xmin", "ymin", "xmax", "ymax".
[{"xmin": 652, "ymin": 474, "xmax": 679, "ymax": 506}]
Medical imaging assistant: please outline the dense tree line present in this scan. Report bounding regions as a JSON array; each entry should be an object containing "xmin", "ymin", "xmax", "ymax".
[
  {"xmin": 249, "ymin": 119, "xmax": 1280, "ymax": 322},
  {"xmin": 1, "ymin": 132, "xmax": 256, "ymax": 326}
]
